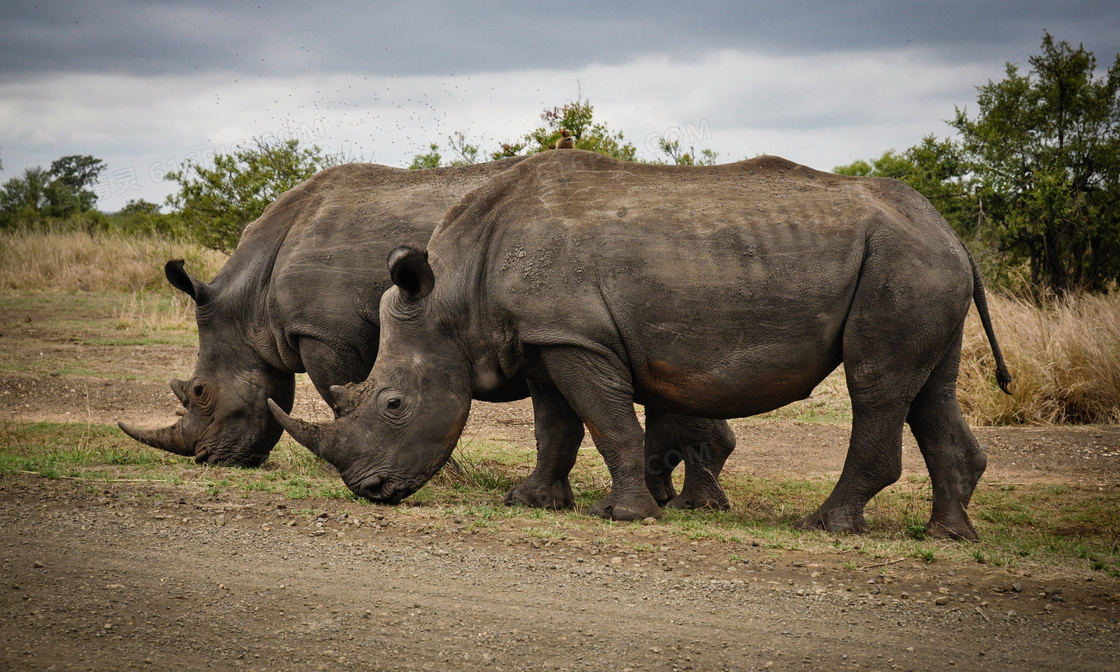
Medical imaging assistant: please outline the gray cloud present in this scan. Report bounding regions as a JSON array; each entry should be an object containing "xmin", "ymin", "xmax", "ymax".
[{"xmin": 3, "ymin": 1, "xmax": 1118, "ymax": 81}]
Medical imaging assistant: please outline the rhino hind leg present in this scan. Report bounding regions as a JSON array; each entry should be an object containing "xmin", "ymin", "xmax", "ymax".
[
  {"xmin": 645, "ymin": 411, "xmax": 735, "ymax": 511},
  {"xmin": 906, "ymin": 332, "xmax": 984, "ymax": 541},
  {"xmin": 505, "ymin": 380, "xmax": 582, "ymax": 510},
  {"xmin": 796, "ymin": 278, "xmax": 950, "ymax": 535}
]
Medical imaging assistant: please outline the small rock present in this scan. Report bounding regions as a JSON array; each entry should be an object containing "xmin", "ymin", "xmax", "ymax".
[
  {"xmin": 32, "ymin": 561, "xmax": 44, "ymax": 569},
  {"xmin": 641, "ymin": 517, "xmax": 657, "ymax": 526},
  {"xmin": 610, "ymin": 557, "xmax": 623, "ymax": 565},
  {"xmin": 1011, "ymin": 582, "xmax": 1022, "ymax": 592},
  {"xmin": 934, "ymin": 597, "xmax": 950, "ymax": 606}
]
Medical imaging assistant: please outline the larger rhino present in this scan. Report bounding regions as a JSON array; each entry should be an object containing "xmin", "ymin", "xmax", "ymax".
[
  {"xmin": 118, "ymin": 157, "xmax": 735, "ymax": 510},
  {"xmin": 271, "ymin": 150, "xmax": 1011, "ymax": 537}
]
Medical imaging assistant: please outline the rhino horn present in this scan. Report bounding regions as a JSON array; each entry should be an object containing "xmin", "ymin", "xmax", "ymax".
[
  {"xmin": 170, "ymin": 379, "xmax": 190, "ymax": 407},
  {"xmin": 328, "ymin": 385, "xmax": 355, "ymax": 412},
  {"xmin": 267, "ymin": 399, "xmax": 328, "ymax": 458},
  {"xmin": 117, "ymin": 420, "xmax": 193, "ymax": 457}
]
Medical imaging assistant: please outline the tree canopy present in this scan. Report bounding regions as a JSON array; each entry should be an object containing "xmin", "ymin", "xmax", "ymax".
[
  {"xmin": 0, "ymin": 155, "xmax": 106, "ymax": 227},
  {"xmin": 951, "ymin": 33, "xmax": 1120, "ymax": 295},
  {"xmin": 164, "ymin": 138, "xmax": 334, "ymax": 252},
  {"xmin": 836, "ymin": 33, "xmax": 1120, "ymax": 296}
]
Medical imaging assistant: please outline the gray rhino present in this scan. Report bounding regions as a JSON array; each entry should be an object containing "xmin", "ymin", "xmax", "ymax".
[
  {"xmin": 118, "ymin": 157, "xmax": 735, "ymax": 511},
  {"xmin": 117, "ymin": 159, "xmax": 526, "ymax": 466},
  {"xmin": 271, "ymin": 150, "xmax": 1011, "ymax": 538}
]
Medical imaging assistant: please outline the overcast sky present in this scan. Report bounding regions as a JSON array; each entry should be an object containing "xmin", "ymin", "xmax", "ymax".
[{"xmin": 2, "ymin": 1, "xmax": 1118, "ymax": 211}]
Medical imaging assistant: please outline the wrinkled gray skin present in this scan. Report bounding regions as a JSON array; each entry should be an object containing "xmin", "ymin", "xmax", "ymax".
[
  {"xmin": 118, "ymin": 157, "xmax": 735, "ymax": 505},
  {"xmin": 118, "ymin": 159, "xmax": 526, "ymax": 466},
  {"xmin": 271, "ymin": 150, "xmax": 1011, "ymax": 537}
]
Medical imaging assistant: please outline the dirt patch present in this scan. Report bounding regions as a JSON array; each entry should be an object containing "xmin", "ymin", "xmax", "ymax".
[{"xmin": 2, "ymin": 298, "xmax": 1119, "ymax": 670}]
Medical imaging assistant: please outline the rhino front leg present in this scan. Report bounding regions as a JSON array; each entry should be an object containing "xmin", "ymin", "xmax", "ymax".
[
  {"xmin": 504, "ymin": 380, "xmax": 583, "ymax": 510},
  {"xmin": 540, "ymin": 346, "xmax": 661, "ymax": 522}
]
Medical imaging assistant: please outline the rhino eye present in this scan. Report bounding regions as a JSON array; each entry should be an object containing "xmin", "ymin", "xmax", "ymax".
[
  {"xmin": 193, "ymin": 384, "xmax": 205, "ymax": 397},
  {"xmin": 386, "ymin": 398, "xmax": 402, "ymax": 410}
]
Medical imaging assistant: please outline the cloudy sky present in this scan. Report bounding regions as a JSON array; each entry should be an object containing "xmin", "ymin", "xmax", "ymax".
[{"xmin": 2, "ymin": 1, "xmax": 1118, "ymax": 211}]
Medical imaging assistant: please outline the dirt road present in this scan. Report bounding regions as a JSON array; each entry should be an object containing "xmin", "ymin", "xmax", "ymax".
[{"xmin": 1, "ymin": 301, "xmax": 1119, "ymax": 670}]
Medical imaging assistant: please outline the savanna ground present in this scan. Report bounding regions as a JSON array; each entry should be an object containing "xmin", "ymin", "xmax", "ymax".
[{"xmin": 1, "ymin": 238, "xmax": 1119, "ymax": 671}]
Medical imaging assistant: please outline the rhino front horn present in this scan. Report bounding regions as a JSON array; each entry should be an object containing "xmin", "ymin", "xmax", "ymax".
[
  {"xmin": 267, "ymin": 399, "xmax": 327, "ymax": 457},
  {"xmin": 118, "ymin": 420, "xmax": 193, "ymax": 457}
]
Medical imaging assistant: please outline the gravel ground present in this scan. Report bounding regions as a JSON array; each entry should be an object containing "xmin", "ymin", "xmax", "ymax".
[{"xmin": 1, "ymin": 476, "xmax": 1118, "ymax": 671}]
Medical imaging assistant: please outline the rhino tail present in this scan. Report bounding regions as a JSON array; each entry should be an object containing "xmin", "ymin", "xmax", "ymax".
[{"xmin": 966, "ymin": 251, "xmax": 1013, "ymax": 395}]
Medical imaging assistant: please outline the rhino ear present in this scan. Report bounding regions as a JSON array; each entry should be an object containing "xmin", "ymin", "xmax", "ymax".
[
  {"xmin": 165, "ymin": 259, "xmax": 210, "ymax": 304},
  {"xmin": 387, "ymin": 246, "xmax": 435, "ymax": 302}
]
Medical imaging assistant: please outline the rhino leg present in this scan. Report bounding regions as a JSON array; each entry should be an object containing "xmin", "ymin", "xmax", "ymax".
[
  {"xmin": 645, "ymin": 411, "xmax": 735, "ymax": 511},
  {"xmin": 906, "ymin": 330, "xmax": 984, "ymax": 541},
  {"xmin": 505, "ymin": 380, "xmax": 582, "ymax": 510},
  {"xmin": 540, "ymin": 346, "xmax": 661, "ymax": 522},
  {"xmin": 797, "ymin": 282, "xmax": 938, "ymax": 534}
]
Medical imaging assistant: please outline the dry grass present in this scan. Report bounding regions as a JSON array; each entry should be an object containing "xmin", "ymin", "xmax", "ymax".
[
  {"xmin": 2, "ymin": 232, "xmax": 1116, "ymax": 426},
  {"xmin": 0, "ymin": 230, "xmax": 226, "ymax": 293},
  {"xmin": 112, "ymin": 292, "xmax": 198, "ymax": 332},
  {"xmin": 960, "ymin": 292, "xmax": 1120, "ymax": 425}
]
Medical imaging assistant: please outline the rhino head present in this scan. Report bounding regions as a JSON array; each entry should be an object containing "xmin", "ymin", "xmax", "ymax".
[
  {"xmin": 118, "ymin": 260, "xmax": 296, "ymax": 467},
  {"xmin": 269, "ymin": 247, "xmax": 472, "ymax": 502}
]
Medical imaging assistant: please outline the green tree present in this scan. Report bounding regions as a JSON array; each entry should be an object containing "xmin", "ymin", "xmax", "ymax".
[
  {"xmin": 0, "ymin": 166, "xmax": 52, "ymax": 227},
  {"xmin": 408, "ymin": 143, "xmax": 443, "ymax": 170},
  {"xmin": 834, "ymin": 136, "xmax": 981, "ymax": 239},
  {"xmin": 408, "ymin": 133, "xmax": 481, "ymax": 169},
  {"xmin": 46, "ymin": 155, "xmax": 106, "ymax": 215},
  {"xmin": 656, "ymin": 137, "xmax": 719, "ymax": 166},
  {"xmin": 165, "ymin": 138, "xmax": 333, "ymax": 251},
  {"xmin": 951, "ymin": 33, "xmax": 1120, "ymax": 295},
  {"xmin": 523, "ymin": 98, "xmax": 638, "ymax": 160},
  {"xmin": 445, "ymin": 132, "xmax": 480, "ymax": 166}
]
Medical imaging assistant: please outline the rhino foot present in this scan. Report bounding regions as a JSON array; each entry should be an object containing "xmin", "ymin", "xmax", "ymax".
[
  {"xmin": 925, "ymin": 510, "xmax": 979, "ymax": 541},
  {"xmin": 504, "ymin": 478, "xmax": 573, "ymax": 510},
  {"xmin": 794, "ymin": 508, "xmax": 868, "ymax": 535},
  {"xmin": 589, "ymin": 491, "xmax": 662, "ymax": 522},
  {"xmin": 664, "ymin": 490, "xmax": 730, "ymax": 511},
  {"xmin": 646, "ymin": 476, "xmax": 677, "ymax": 507}
]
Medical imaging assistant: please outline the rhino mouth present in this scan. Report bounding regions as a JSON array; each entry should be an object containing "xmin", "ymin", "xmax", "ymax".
[
  {"xmin": 350, "ymin": 474, "xmax": 417, "ymax": 505},
  {"xmin": 192, "ymin": 427, "xmax": 271, "ymax": 468}
]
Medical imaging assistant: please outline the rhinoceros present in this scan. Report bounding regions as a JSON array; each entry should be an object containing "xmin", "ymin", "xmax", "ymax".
[
  {"xmin": 118, "ymin": 157, "xmax": 735, "ymax": 509},
  {"xmin": 270, "ymin": 149, "xmax": 1011, "ymax": 538},
  {"xmin": 117, "ymin": 159, "xmax": 526, "ymax": 466}
]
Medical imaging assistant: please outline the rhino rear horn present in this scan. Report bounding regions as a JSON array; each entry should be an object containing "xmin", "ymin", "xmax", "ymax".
[
  {"xmin": 268, "ymin": 399, "xmax": 329, "ymax": 459},
  {"xmin": 118, "ymin": 420, "xmax": 193, "ymax": 457},
  {"xmin": 170, "ymin": 379, "xmax": 190, "ymax": 407},
  {"xmin": 387, "ymin": 246, "xmax": 434, "ymax": 301},
  {"xmin": 165, "ymin": 259, "xmax": 210, "ymax": 303}
]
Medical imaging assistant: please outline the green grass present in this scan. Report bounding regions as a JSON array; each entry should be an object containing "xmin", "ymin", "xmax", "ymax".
[{"xmin": 1, "ymin": 419, "xmax": 1117, "ymax": 578}]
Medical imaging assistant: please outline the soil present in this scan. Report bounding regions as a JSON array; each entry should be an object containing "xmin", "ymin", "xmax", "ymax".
[{"xmin": 1, "ymin": 301, "xmax": 1119, "ymax": 671}]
